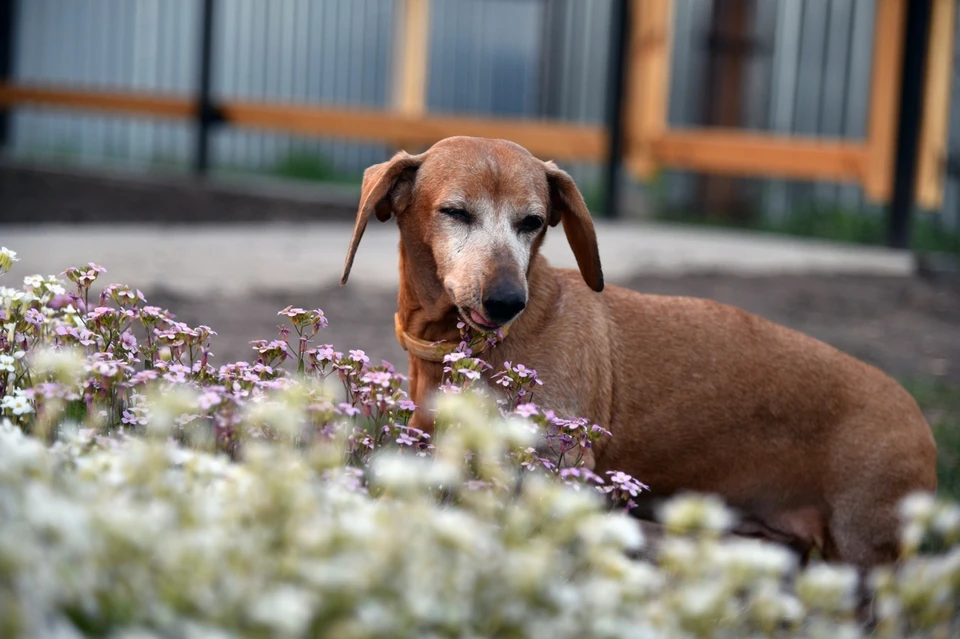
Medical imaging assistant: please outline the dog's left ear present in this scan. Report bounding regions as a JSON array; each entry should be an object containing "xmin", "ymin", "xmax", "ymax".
[
  {"xmin": 341, "ymin": 150, "xmax": 426, "ymax": 285},
  {"xmin": 543, "ymin": 161, "xmax": 604, "ymax": 292}
]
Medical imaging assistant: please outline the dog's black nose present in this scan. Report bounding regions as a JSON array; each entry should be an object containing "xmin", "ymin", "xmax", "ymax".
[{"xmin": 483, "ymin": 282, "xmax": 526, "ymax": 324}]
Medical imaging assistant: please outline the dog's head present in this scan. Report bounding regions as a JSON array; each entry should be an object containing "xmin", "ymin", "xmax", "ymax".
[{"xmin": 341, "ymin": 136, "xmax": 603, "ymax": 331}]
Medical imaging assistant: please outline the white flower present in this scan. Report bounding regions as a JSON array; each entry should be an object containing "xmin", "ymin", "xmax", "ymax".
[
  {"xmin": 748, "ymin": 581, "xmax": 805, "ymax": 628},
  {"xmin": 0, "ymin": 246, "xmax": 18, "ymax": 273},
  {"xmin": 0, "ymin": 354, "xmax": 15, "ymax": 373},
  {"xmin": 577, "ymin": 513, "xmax": 645, "ymax": 551},
  {"xmin": 657, "ymin": 537, "xmax": 700, "ymax": 574},
  {"xmin": 498, "ymin": 415, "xmax": 541, "ymax": 449},
  {"xmin": 900, "ymin": 491, "xmax": 938, "ymax": 524},
  {"xmin": 30, "ymin": 347, "xmax": 86, "ymax": 384},
  {"xmin": 1, "ymin": 392, "xmax": 33, "ymax": 416},
  {"xmin": 795, "ymin": 563, "xmax": 860, "ymax": 612},
  {"xmin": 710, "ymin": 538, "xmax": 796, "ymax": 583},
  {"xmin": 248, "ymin": 585, "xmax": 316, "ymax": 636},
  {"xmin": 23, "ymin": 274, "xmax": 44, "ymax": 289},
  {"xmin": 370, "ymin": 454, "xmax": 460, "ymax": 492},
  {"xmin": 658, "ymin": 492, "xmax": 734, "ymax": 534},
  {"xmin": 674, "ymin": 581, "xmax": 730, "ymax": 626},
  {"xmin": 932, "ymin": 503, "xmax": 960, "ymax": 538}
]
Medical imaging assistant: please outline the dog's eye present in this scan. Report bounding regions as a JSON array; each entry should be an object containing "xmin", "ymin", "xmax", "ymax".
[
  {"xmin": 518, "ymin": 215, "xmax": 544, "ymax": 233},
  {"xmin": 440, "ymin": 208, "xmax": 473, "ymax": 224}
]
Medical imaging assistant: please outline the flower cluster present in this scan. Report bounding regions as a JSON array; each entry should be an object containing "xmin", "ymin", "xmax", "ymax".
[
  {"xmin": 1, "ymin": 249, "xmax": 958, "ymax": 637},
  {"xmin": 1, "ymin": 254, "xmax": 639, "ymax": 502},
  {"xmin": 2, "ymin": 407, "xmax": 960, "ymax": 637}
]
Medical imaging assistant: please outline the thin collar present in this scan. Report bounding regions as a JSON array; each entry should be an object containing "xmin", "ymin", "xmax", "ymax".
[{"xmin": 394, "ymin": 312, "xmax": 510, "ymax": 362}]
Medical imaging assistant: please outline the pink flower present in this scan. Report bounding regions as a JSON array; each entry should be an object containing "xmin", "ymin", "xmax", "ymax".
[
  {"xmin": 278, "ymin": 306, "xmax": 307, "ymax": 318},
  {"xmin": 120, "ymin": 331, "xmax": 138, "ymax": 352},
  {"xmin": 198, "ymin": 390, "xmax": 223, "ymax": 410},
  {"xmin": 86, "ymin": 306, "xmax": 116, "ymax": 321},
  {"xmin": 23, "ymin": 308, "xmax": 46, "ymax": 327},
  {"xmin": 396, "ymin": 431, "xmax": 418, "ymax": 447},
  {"xmin": 604, "ymin": 471, "xmax": 648, "ymax": 497},
  {"xmin": 348, "ymin": 349, "xmax": 370, "ymax": 364},
  {"xmin": 162, "ymin": 364, "xmax": 191, "ymax": 384},
  {"xmin": 362, "ymin": 371, "xmax": 393, "ymax": 388},
  {"xmin": 339, "ymin": 403, "xmax": 360, "ymax": 417},
  {"xmin": 515, "ymin": 403, "xmax": 539, "ymax": 418}
]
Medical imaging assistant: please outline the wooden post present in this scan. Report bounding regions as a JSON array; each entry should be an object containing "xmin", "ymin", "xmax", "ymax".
[
  {"xmin": 696, "ymin": 0, "xmax": 756, "ymax": 220},
  {"xmin": 603, "ymin": 0, "xmax": 631, "ymax": 219},
  {"xmin": 915, "ymin": 0, "xmax": 957, "ymax": 210},
  {"xmin": 624, "ymin": 0, "xmax": 672, "ymax": 179},
  {"xmin": 0, "ymin": 0, "xmax": 15, "ymax": 150},
  {"xmin": 863, "ymin": 0, "xmax": 908, "ymax": 202},
  {"xmin": 194, "ymin": 0, "xmax": 218, "ymax": 176},
  {"xmin": 887, "ymin": 0, "xmax": 935, "ymax": 248},
  {"xmin": 393, "ymin": 0, "xmax": 430, "ymax": 117}
]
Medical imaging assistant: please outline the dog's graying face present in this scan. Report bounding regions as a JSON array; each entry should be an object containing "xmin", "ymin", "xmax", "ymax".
[
  {"xmin": 341, "ymin": 136, "xmax": 604, "ymax": 331},
  {"xmin": 405, "ymin": 139, "xmax": 551, "ymax": 331}
]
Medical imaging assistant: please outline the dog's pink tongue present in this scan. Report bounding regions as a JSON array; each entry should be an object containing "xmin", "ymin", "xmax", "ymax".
[{"xmin": 470, "ymin": 309, "xmax": 498, "ymax": 329}]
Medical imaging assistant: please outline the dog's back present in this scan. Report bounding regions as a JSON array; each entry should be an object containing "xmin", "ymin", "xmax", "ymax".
[{"xmin": 516, "ymin": 265, "xmax": 938, "ymax": 567}]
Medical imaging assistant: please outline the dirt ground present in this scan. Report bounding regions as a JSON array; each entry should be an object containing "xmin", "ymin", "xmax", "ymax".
[{"xmin": 148, "ymin": 273, "xmax": 960, "ymax": 386}]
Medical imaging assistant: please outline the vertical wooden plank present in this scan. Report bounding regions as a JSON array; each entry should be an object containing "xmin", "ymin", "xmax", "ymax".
[
  {"xmin": 916, "ymin": 0, "xmax": 957, "ymax": 210},
  {"xmin": 624, "ymin": 0, "xmax": 672, "ymax": 179},
  {"xmin": 392, "ymin": 0, "xmax": 430, "ymax": 116},
  {"xmin": 863, "ymin": 0, "xmax": 907, "ymax": 202}
]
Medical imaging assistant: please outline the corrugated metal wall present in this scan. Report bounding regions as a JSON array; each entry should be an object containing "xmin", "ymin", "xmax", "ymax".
[{"xmin": 6, "ymin": 0, "xmax": 959, "ymax": 227}]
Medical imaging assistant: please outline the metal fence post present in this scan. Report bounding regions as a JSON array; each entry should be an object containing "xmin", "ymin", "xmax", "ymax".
[
  {"xmin": 194, "ymin": 0, "xmax": 218, "ymax": 176},
  {"xmin": 602, "ymin": 0, "xmax": 630, "ymax": 219},
  {"xmin": 887, "ymin": 0, "xmax": 934, "ymax": 249},
  {"xmin": 0, "ymin": 0, "xmax": 16, "ymax": 150}
]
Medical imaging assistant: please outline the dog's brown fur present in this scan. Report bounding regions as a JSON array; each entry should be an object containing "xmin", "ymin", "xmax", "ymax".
[{"xmin": 341, "ymin": 136, "xmax": 938, "ymax": 569}]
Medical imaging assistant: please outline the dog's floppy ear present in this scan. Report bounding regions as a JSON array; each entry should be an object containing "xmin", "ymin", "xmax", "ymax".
[
  {"xmin": 341, "ymin": 150, "xmax": 425, "ymax": 285},
  {"xmin": 543, "ymin": 161, "xmax": 604, "ymax": 292}
]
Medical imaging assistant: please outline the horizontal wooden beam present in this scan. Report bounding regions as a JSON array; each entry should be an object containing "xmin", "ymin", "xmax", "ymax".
[
  {"xmin": 0, "ymin": 83, "xmax": 194, "ymax": 119},
  {"xmin": 0, "ymin": 83, "xmax": 606, "ymax": 162},
  {"xmin": 648, "ymin": 130, "xmax": 868, "ymax": 182},
  {"xmin": 221, "ymin": 101, "xmax": 608, "ymax": 161}
]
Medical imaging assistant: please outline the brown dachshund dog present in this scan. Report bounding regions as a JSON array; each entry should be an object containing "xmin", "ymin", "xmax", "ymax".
[{"xmin": 340, "ymin": 136, "xmax": 938, "ymax": 569}]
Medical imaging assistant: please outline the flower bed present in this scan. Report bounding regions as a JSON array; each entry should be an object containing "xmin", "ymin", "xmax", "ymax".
[{"xmin": 0, "ymin": 245, "xmax": 958, "ymax": 638}]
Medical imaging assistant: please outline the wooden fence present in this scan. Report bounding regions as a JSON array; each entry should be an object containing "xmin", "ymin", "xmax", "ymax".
[{"xmin": 0, "ymin": 0, "xmax": 955, "ymax": 226}]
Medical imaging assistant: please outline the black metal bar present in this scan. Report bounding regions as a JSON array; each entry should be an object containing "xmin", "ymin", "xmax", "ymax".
[
  {"xmin": 887, "ymin": 0, "xmax": 934, "ymax": 249},
  {"xmin": 0, "ymin": 0, "xmax": 16, "ymax": 150},
  {"xmin": 194, "ymin": 0, "xmax": 218, "ymax": 176},
  {"xmin": 602, "ymin": 0, "xmax": 630, "ymax": 219}
]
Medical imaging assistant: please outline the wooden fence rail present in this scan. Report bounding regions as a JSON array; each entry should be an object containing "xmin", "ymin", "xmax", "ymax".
[{"xmin": 0, "ymin": 0, "xmax": 954, "ymax": 245}]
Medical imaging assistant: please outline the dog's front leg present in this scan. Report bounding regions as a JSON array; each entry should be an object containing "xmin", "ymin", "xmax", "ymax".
[{"xmin": 407, "ymin": 357, "xmax": 445, "ymax": 436}]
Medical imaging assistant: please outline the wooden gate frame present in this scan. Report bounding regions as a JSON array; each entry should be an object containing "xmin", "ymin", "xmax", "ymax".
[
  {"xmin": 624, "ymin": 0, "xmax": 955, "ymax": 207},
  {"xmin": 0, "ymin": 0, "xmax": 954, "ymax": 208}
]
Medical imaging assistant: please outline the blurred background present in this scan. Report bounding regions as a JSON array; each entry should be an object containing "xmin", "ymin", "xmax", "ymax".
[
  {"xmin": 1, "ymin": 0, "xmax": 958, "ymax": 235},
  {"xmin": 1, "ymin": 0, "xmax": 960, "ymax": 492}
]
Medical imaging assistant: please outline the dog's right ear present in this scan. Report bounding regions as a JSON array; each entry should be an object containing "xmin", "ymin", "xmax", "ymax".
[{"xmin": 341, "ymin": 151, "xmax": 425, "ymax": 285}]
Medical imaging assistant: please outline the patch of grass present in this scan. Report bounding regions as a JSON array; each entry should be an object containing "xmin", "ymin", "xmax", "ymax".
[
  {"xmin": 268, "ymin": 151, "xmax": 362, "ymax": 186},
  {"xmin": 902, "ymin": 378, "xmax": 960, "ymax": 500},
  {"xmin": 581, "ymin": 181, "xmax": 605, "ymax": 215}
]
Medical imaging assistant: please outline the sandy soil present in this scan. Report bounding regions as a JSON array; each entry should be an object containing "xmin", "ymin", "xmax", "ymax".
[{"xmin": 147, "ymin": 273, "xmax": 960, "ymax": 385}]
